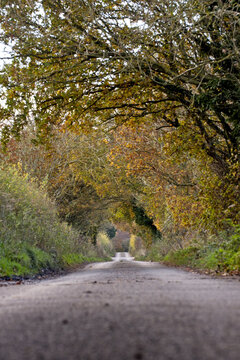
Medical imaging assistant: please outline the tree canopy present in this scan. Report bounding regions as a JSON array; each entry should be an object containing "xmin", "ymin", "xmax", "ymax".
[{"xmin": 0, "ymin": 0, "xmax": 239, "ymax": 172}]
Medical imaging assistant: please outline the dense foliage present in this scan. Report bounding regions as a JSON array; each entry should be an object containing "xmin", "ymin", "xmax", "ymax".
[
  {"xmin": 0, "ymin": 0, "xmax": 239, "ymax": 168},
  {"xmin": 0, "ymin": 0, "xmax": 239, "ymax": 271}
]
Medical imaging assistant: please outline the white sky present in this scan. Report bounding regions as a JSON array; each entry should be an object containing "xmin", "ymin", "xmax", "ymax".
[{"xmin": 0, "ymin": 42, "xmax": 12, "ymax": 69}]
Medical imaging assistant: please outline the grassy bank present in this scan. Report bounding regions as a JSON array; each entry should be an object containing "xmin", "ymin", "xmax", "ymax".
[
  {"xmin": 163, "ymin": 229, "xmax": 240, "ymax": 274},
  {"xmin": 135, "ymin": 225, "xmax": 240, "ymax": 275},
  {"xmin": 0, "ymin": 164, "xmax": 108, "ymax": 278}
]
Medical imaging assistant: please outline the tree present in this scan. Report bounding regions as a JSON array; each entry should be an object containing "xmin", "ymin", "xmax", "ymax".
[
  {"xmin": 4, "ymin": 126, "xmax": 165, "ymax": 245},
  {"xmin": 0, "ymin": 0, "xmax": 239, "ymax": 174},
  {"xmin": 3, "ymin": 129, "xmax": 116, "ymax": 240},
  {"xmin": 0, "ymin": 0, "xmax": 239, "ymax": 244}
]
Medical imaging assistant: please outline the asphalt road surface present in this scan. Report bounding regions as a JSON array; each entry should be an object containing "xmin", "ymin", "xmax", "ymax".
[{"xmin": 0, "ymin": 253, "xmax": 240, "ymax": 360}]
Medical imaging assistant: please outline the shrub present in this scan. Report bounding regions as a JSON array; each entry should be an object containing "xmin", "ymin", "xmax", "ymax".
[
  {"xmin": 162, "ymin": 224, "xmax": 240, "ymax": 273},
  {"xmin": 164, "ymin": 247, "xmax": 200, "ymax": 266},
  {"xmin": 96, "ymin": 231, "xmax": 115, "ymax": 257},
  {"xmin": 0, "ymin": 164, "xmax": 103, "ymax": 276}
]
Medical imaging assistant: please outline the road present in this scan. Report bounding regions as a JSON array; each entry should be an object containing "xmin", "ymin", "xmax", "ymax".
[{"xmin": 0, "ymin": 253, "xmax": 240, "ymax": 360}]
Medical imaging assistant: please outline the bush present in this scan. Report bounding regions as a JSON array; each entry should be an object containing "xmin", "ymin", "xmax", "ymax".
[
  {"xmin": 162, "ymin": 225, "xmax": 240, "ymax": 273},
  {"xmin": 135, "ymin": 242, "xmax": 163, "ymax": 262},
  {"xmin": 0, "ymin": 164, "xmax": 104, "ymax": 277},
  {"xmin": 96, "ymin": 231, "xmax": 115, "ymax": 257},
  {"xmin": 164, "ymin": 247, "xmax": 200, "ymax": 267}
]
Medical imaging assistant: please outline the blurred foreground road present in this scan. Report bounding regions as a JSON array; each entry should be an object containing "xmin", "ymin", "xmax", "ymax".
[{"xmin": 0, "ymin": 253, "xmax": 240, "ymax": 360}]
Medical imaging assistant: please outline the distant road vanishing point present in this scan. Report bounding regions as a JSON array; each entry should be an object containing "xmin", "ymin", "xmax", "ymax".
[
  {"xmin": 0, "ymin": 253, "xmax": 240, "ymax": 360},
  {"xmin": 112, "ymin": 252, "xmax": 135, "ymax": 261}
]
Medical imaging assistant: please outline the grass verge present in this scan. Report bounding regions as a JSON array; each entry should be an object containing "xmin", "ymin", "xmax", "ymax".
[
  {"xmin": 163, "ymin": 226, "xmax": 240, "ymax": 274},
  {"xmin": 61, "ymin": 253, "xmax": 111, "ymax": 267},
  {"xmin": 137, "ymin": 225, "xmax": 240, "ymax": 275}
]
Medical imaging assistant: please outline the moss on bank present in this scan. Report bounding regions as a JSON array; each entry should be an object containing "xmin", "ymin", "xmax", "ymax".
[{"xmin": 0, "ymin": 246, "xmax": 56, "ymax": 277}]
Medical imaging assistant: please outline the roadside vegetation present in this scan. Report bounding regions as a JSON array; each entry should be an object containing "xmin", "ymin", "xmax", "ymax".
[
  {"xmin": 163, "ymin": 225, "xmax": 240, "ymax": 274},
  {"xmin": 0, "ymin": 164, "xmax": 110, "ymax": 278},
  {"xmin": 131, "ymin": 225, "xmax": 240, "ymax": 275}
]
